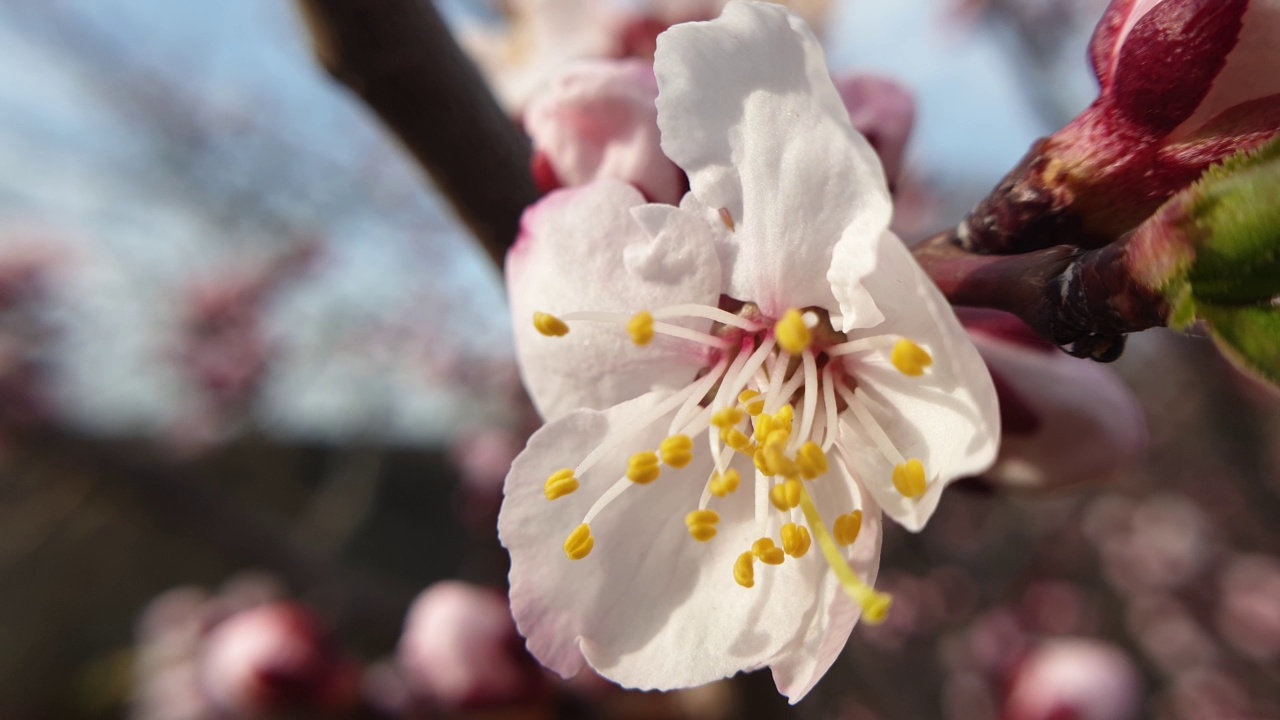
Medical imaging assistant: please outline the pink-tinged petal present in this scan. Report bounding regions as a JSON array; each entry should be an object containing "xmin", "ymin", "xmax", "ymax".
[
  {"xmin": 1090, "ymin": 0, "xmax": 1145, "ymax": 91},
  {"xmin": 1170, "ymin": 0, "xmax": 1280, "ymax": 140},
  {"xmin": 1003, "ymin": 639, "xmax": 1142, "ymax": 720},
  {"xmin": 833, "ymin": 74, "xmax": 916, "ymax": 190},
  {"xmin": 654, "ymin": 1, "xmax": 892, "ymax": 318},
  {"xmin": 507, "ymin": 180, "xmax": 721, "ymax": 420},
  {"xmin": 1110, "ymin": 0, "xmax": 1247, "ymax": 135},
  {"xmin": 501, "ymin": 390, "xmax": 875, "ymax": 696},
  {"xmin": 834, "ymin": 232, "xmax": 1000, "ymax": 531},
  {"xmin": 524, "ymin": 60, "xmax": 686, "ymax": 205},
  {"xmin": 966, "ymin": 323, "xmax": 1147, "ymax": 491},
  {"xmin": 768, "ymin": 470, "xmax": 882, "ymax": 703}
]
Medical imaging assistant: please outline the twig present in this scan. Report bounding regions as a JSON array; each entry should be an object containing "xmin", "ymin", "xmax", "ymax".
[{"xmin": 294, "ymin": 0, "xmax": 538, "ymax": 265}]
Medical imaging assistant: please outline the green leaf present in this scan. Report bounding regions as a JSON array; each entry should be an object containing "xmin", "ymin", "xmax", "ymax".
[
  {"xmin": 1199, "ymin": 303, "xmax": 1280, "ymax": 386},
  {"xmin": 1186, "ymin": 160, "xmax": 1280, "ymax": 303}
]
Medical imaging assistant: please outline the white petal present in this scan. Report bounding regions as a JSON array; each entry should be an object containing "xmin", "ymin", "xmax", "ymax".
[
  {"xmin": 768, "ymin": 464, "xmax": 882, "ymax": 703},
  {"xmin": 524, "ymin": 59, "xmax": 686, "ymax": 205},
  {"xmin": 654, "ymin": 1, "xmax": 892, "ymax": 317},
  {"xmin": 1171, "ymin": 0, "xmax": 1280, "ymax": 139},
  {"xmin": 500, "ymin": 390, "xmax": 877, "ymax": 694},
  {"xmin": 834, "ymin": 231, "xmax": 1000, "ymax": 531},
  {"xmin": 507, "ymin": 180, "xmax": 722, "ymax": 420}
]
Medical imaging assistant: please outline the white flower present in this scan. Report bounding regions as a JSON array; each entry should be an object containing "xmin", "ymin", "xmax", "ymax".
[{"xmin": 499, "ymin": 1, "xmax": 999, "ymax": 702}]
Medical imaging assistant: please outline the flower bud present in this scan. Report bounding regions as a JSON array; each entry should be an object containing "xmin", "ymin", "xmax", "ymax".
[
  {"xmin": 1004, "ymin": 639, "xmax": 1142, "ymax": 720},
  {"xmin": 397, "ymin": 581, "xmax": 543, "ymax": 709},
  {"xmin": 1128, "ymin": 139, "xmax": 1280, "ymax": 385},
  {"xmin": 199, "ymin": 602, "xmax": 357, "ymax": 716}
]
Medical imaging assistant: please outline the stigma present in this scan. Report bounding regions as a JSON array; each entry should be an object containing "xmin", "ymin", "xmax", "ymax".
[{"xmin": 533, "ymin": 302, "xmax": 941, "ymax": 625}]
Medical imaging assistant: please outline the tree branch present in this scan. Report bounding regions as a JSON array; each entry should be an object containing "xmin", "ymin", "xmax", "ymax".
[
  {"xmin": 913, "ymin": 232, "xmax": 1170, "ymax": 360},
  {"xmin": 294, "ymin": 0, "xmax": 538, "ymax": 265}
]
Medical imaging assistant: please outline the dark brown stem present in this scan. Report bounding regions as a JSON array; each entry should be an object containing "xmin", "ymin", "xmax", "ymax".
[
  {"xmin": 294, "ymin": 0, "xmax": 538, "ymax": 265},
  {"xmin": 914, "ymin": 232, "xmax": 1169, "ymax": 361}
]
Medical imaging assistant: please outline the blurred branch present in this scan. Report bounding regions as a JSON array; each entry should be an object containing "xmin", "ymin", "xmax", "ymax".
[
  {"xmin": 295, "ymin": 0, "xmax": 538, "ymax": 265},
  {"xmin": 913, "ymin": 231, "xmax": 1168, "ymax": 360}
]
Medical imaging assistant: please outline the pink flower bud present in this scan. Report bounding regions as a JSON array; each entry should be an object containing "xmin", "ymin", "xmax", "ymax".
[
  {"xmin": 199, "ymin": 602, "xmax": 357, "ymax": 716},
  {"xmin": 833, "ymin": 74, "xmax": 916, "ymax": 189},
  {"xmin": 397, "ymin": 581, "xmax": 542, "ymax": 709},
  {"xmin": 1003, "ymin": 639, "xmax": 1142, "ymax": 720},
  {"xmin": 959, "ymin": 309, "xmax": 1147, "ymax": 490}
]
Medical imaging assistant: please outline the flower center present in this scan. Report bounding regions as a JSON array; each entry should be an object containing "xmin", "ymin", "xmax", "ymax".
[{"xmin": 531, "ymin": 302, "xmax": 938, "ymax": 624}]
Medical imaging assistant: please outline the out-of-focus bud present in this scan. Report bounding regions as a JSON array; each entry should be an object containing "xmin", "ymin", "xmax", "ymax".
[
  {"xmin": 1126, "ymin": 139, "xmax": 1280, "ymax": 385},
  {"xmin": 524, "ymin": 60, "xmax": 686, "ymax": 205},
  {"xmin": 958, "ymin": 309, "xmax": 1147, "ymax": 490},
  {"xmin": 199, "ymin": 602, "xmax": 358, "ymax": 717},
  {"xmin": 963, "ymin": 0, "xmax": 1280, "ymax": 252},
  {"xmin": 1003, "ymin": 639, "xmax": 1142, "ymax": 720},
  {"xmin": 397, "ymin": 581, "xmax": 543, "ymax": 709},
  {"xmin": 833, "ymin": 74, "xmax": 915, "ymax": 190},
  {"xmin": 1215, "ymin": 553, "xmax": 1280, "ymax": 661}
]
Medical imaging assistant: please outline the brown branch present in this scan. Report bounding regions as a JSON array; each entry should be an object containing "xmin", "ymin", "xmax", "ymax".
[
  {"xmin": 294, "ymin": 0, "xmax": 538, "ymax": 265},
  {"xmin": 914, "ymin": 231, "xmax": 1170, "ymax": 361}
]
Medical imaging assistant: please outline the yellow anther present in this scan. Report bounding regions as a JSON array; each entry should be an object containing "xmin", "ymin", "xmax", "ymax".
[
  {"xmin": 659, "ymin": 435, "xmax": 694, "ymax": 468},
  {"xmin": 721, "ymin": 427, "xmax": 753, "ymax": 452},
  {"xmin": 833, "ymin": 510, "xmax": 863, "ymax": 546},
  {"xmin": 764, "ymin": 443, "xmax": 798, "ymax": 479},
  {"xmin": 533, "ymin": 312, "xmax": 569, "ymax": 337},
  {"xmin": 890, "ymin": 339, "xmax": 933, "ymax": 376},
  {"xmin": 775, "ymin": 309, "xmax": 811, "ymax": 355},
  {"xmin": 752, "ymin": 538, "xmax": 786, "ymax": 565},
  {"xmin": 781, "ymin": 523, "xmax": 812, "ymax": 558},
  {"xmin": 564, "ymin": 524, "xmax": 594, "ymax": 560},
  {"xmin": 626, "ymin": 451, "xmax": 661, "ymax": 484},
  {"xmin": 796, "ymin": 442, "xmax": 828, "ymax": 480},
  {"xmin": 685, "ymin": 509, "xmax": 720, "ymax": 542},
  {"xmin": 738, "ymin": 389, "xmax": 765, "ymax": 416},
  {"xmin": 733, "ymin": 551, "xmax": 755, "ymax": 588},
  {"xmin": 754, "ymin": 447, "xmax": 772, "ymax": 476},
  {"xmin": 543, "ymin": 468, "xmax": 579, "ymax": 500},
  {"xmin": 768, "ymin": 479, "xmax": 803, "ymax": 511},
  {"xmin": 627, "ymin": 311, "xmax": 655, "ymax": 346},
  {"xmin": 765, "ymin": 428, "xmax": 791, "ymax": 448},
  {"xmin": 718, "ymin": 206, "xmax": 735, "ymax": 231},
  {"xmin": 711, "ymin": 407, "xmax": 744, "ymax": 429},
  {"xmin": 796, "ymin": 486, "xmax": 892, "ymax": 625},
  {"xmin": 892, "ymin": 459, "xmax": 927, "ymax": 499},
  {"xmin": 753, "ymin": 414, "xmax": 774, "ymax": 443},
  {"xmin": 774, "ymin": 404, "xmax": 794, "ymax": 427},
  {"xmin": 708, "ymin": 469, "xmax": 741, "ymax": 497}
]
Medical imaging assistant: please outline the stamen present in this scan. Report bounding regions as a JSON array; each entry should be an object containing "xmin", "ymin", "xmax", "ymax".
[
  {"xmin": 627, "ymin": 311, "xmax": 655, "ymax": 346},
  {"xmin": 711, "ymin": 407, "xmax": 744, "ymax": 428},
  {"xmin": 533, "ymin": 312, "xmax": 569, "ymax": 337},
  {"xmin": 892, "ymin": 459, "xmax": 928, "ymax": 499},
  {"xmin": 738, "ymin": 389, "xmax": 765, "ymax": 415},
  {"xmin": 751, "ymin": 538, "xmax": 786, "ymax": 565},
  {"xmin": 826, "ymin": 335, "xmax": 895, "ymax": 357},
  {"xmin": 797, "ymin": 351, "xmax": 819, "ymax": 449},
  {"xmin": 797, "ymin": 486, "xmax": 891, "ymax": 624},
  {"xmin": 890, "ymin": 339, "xmax": 933, "ymax": 376},
  {"xmin": 558, "ymin": 311, "xmax": 728, "ymax": 348},
  {"xmin": 840, "ymin": 386, "xmax": 907, "ymax": 466},
  {"xmin": 659, "ymin": 435, "xmax": 694, "ymax": 468},
  {"xmin": 775, "ymin": 309, "xmax": 811, "ymax": 355},
  {"xmin": 652, "ymin": 304, "xmax": 761, "ymax": 331},
  {"xmin": 833, "ymin": 510, "xmax": 863, "ymax": 546},
  {"xmin": 781, "ymin": 522, "xmax": 812, "ymax": 558},
  {"xmin": 764, "ymin": 442, "xmax": 799, "ymax": 479},
  {"xmin": 544, "ymin": 469, "xmax": 579, "ymax": 500},
  {"xmin": 721, "ymin": 427, "xmax": 753, "ymax": 453},
  {"xmin": 564, "ymin": 524, "xmax": 594, "ymax": 560},
  {"xmin": 718, "ymin": 207, "xmax": 735, "ymax": 231},
  {"xmin": 733, "ymin": 551, "xmax": 755, "ymax": 588},
  {"xmin": 724, "ymin": 338, "xmax": 778, "ymax": 405},
  {"xmin": 796, "ymin": 442, "xmax": 828, "ymax": 480},
  {"xmin": 769, "ymin": 478, "xmax": 803, "ymax": 511},
  {"xmin": 821, "ymin": 366, "xmax": 839, "ymax": 451},
  {"xmin": 626, "ymin": 452, "xmax": 661, "ymax": 484},
  {"xmin": 708, "ymin": 468, "xmax": 741, "ymax": 498},
  {"xmin": 685, "ymin": 509, "xmax": 720, "ymax": 542}
]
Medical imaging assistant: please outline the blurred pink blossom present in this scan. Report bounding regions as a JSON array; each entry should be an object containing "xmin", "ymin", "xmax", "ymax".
[
  {"xmin": 1215, "ymin": 553, "xmax": 1280, "ymax": 662},
  {"xmin": 396, "ymin": 580, "xmax": 544, "ymax": 709},
  {"xmin": 1003, "ymin": 638, "xmax": 1142, "ymax": 720}
]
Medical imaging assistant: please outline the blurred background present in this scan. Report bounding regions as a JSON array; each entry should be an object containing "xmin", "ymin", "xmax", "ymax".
[{"xmin": 0, "ymin": 0, "xmax": 1277, "ymax": 718}]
